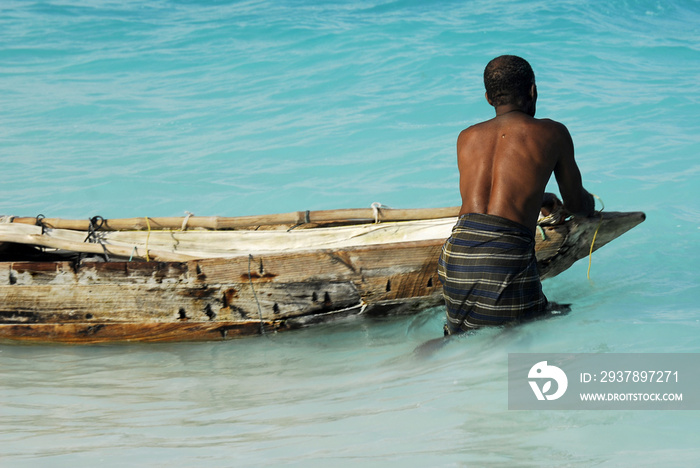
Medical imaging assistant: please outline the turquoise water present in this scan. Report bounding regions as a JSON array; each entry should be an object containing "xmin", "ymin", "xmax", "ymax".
[{"xmin": 1, "ymin": 0, "xmax": 699, "ymax": 466}]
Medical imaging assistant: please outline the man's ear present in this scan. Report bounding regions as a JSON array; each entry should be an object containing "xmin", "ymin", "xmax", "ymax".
[
  {"xmin": 485, "ymin": 91, "xmax": 493, "ymax": 106},
  {"xmin": 529, "ymin": 84, "xmax": 537, "ymax": 101}
]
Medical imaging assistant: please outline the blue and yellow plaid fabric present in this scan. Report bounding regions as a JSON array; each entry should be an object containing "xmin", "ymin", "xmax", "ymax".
[{"xmin": 438, "ymin": 213, "xmax": 548, "ymax": 334}]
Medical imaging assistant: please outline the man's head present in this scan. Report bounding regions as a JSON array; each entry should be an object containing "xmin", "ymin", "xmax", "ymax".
[{"xmin": 483, "ymin": 55, "xmax": 536, "ymax": 109}]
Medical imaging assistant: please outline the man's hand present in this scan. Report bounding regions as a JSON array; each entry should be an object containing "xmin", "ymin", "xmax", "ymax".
[{"xmin": 564, "ymin": 189, "xmax": 595, "ymax": 217}]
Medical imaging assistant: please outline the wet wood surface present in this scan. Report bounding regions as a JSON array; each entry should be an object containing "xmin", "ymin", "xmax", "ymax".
[
  {"xmin": 0, "ymin": 211, "xmax": 645, "ymax": 343},
  {"xmin": 0, "ymin": 240, "xmax": 444, "ymax": 343}
]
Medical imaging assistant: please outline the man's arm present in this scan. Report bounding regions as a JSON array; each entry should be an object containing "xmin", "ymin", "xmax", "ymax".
[{"xmin": 552, "ymin": 125, "xmax": 595, "ymax": 216}]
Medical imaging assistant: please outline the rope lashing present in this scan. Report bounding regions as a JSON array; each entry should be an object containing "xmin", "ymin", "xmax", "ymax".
[
  {"xmin": 144, "ymin": 217, "xmax": 152, "ymax": 262},
  {"xmin": 84, "ymin": 216, "xmax": 110, "ymax": 262},
  {"xmin": 248, "ymin": 254, "xmax": 266, "ymax": 335},
  {"xmin": 84, "ymin": 216, "xmax": 105, "ymax": 242},
  {"xmin": 371, "ymin": 202, "xmax": 391, "ymax": 224},
  {"xmin": 35, "ymin": 214, "xmax": 46, "ymax": 235},
  {"xmin": 287, "ymin": 210, "xmax": 311, "ymax": 232},
  {"xmin": 181, "ymin": 211, "xmax": 194, "ymax": 231},
  {"xmin": 536, "ymin": 225, "xmax": 547, "ymax": 241}
]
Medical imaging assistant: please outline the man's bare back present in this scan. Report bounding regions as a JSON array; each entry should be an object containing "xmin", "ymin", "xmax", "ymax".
[{"xmin": 457, "ymin": 62, "xmax": 593, "ymax": 233}]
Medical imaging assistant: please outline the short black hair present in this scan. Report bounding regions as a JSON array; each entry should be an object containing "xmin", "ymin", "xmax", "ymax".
[{"xmin": 483, "ymin": 55, "xmax": 535, "ymax": 107}]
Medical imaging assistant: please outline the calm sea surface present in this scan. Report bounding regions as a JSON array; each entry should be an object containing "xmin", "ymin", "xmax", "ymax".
[{"xmin": 1, "ymin": 0, "xmax": 699, "ymax": 466}]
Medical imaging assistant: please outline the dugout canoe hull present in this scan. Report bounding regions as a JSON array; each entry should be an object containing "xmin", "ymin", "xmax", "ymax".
[{"xmin": 0, "ymin": 209, "xmax": 645, "ymax": 343}]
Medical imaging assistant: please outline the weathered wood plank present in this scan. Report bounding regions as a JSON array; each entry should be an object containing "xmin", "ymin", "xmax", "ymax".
[
  {"xmin": 0, "ymin": 284, "xmax": 207, "ymax": 322},
  {"xmin": 192, "ymin": 239, "xmax": 444, "ymax": 285},
  {"xmin": 0, "ymin": 281, "xmax": 362, "ymax": 323},
  {"xmin": 0, "ymin": 210, "xmax": 645, "ymax": 343},
  {"xmin": 0, "ymin": 261, "xmax": 191, "ymax": 286}
]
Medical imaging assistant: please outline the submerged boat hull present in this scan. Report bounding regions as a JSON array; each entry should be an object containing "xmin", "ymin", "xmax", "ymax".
[{"xmin": 0, "ymin": 209, "xmax": 645, "ymax": 343}]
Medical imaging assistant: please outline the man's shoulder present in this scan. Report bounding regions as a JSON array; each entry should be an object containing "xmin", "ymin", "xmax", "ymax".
[
  {"xmin": 460, "ymin": 119, "xmax": 491, "ymax": 132},
  {"xmin": 457, "ymin": 122, "xmax": 485, "ymax": 145},
  {"xmin": 533, "ymin": 117, "xmax": 569, "ymax": 133},
  {"xmin": 534, "ymin": 116, "xmax": 564, "ymax": 125},
  {"xmin": 458, "ymin": 119, "xmax": 496, "ymax": 138}
]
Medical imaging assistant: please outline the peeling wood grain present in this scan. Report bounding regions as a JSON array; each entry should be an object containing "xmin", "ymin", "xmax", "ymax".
[{"xmin": 0, "ymin": 211, "xmax": 645, "ymax": 343}]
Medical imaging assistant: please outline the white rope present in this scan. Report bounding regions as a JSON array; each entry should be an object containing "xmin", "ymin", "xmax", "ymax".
[
  {"xmin": 358, "ymin": 301, "xmax": 368, "ymax": 315},
  {"xmin": 370, "ymin": 202, "xmax": 391, "ymax": 224},
  {"xmin": 181, "ymin": 211, "xmax": 194, "ymax": 231}
]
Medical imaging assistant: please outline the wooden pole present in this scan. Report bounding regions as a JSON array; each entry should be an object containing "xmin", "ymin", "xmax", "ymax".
[{"xmin": 8, "ymin": 207, "xmax": 461, "ymax": 231}]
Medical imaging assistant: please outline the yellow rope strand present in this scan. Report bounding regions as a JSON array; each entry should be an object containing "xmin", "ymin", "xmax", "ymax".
[
  {"xmin": 144, "ymin": 217, "xmax": 151, "ymax": 262},
  {"xmin": 586, "ymin": 194, "xmax": 605, "ymax": 280}
]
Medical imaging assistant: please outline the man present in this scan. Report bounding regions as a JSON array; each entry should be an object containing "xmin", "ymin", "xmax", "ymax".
[{"xmin": 438, "ymin": 55, "xmax": 595, "ymax": 335}]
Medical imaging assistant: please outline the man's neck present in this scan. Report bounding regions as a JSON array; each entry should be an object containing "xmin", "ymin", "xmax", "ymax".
[
  {"xmin": 494, "ymin": 102, "xmax": 535, "ymax": 117},
  {"xmin": 497, "ymin": 108, "xmax": 526, "ymax": 116}
]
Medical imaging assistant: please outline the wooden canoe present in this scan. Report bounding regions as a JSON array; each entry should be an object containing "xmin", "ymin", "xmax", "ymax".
[{"xmin": 0, "ymin": 204, "xmax": 645, "ymax": 343}]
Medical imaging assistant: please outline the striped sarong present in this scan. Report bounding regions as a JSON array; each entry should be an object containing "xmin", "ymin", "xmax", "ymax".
[{"xmin": 437, "ymin": 213, "xmax": 548, "ymax": 334}]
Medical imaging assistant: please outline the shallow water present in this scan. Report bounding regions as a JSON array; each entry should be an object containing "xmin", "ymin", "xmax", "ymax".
[{"xmin": 1, "ymin": 0, "xmax": 699, "ymax": 466}]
